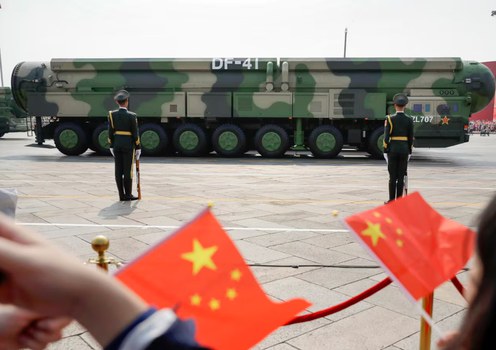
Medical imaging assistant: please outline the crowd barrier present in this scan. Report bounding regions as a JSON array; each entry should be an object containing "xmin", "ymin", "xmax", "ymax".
[{"xmin": 87, "ymin": 235, "xmax": 468, "ymax": 350}]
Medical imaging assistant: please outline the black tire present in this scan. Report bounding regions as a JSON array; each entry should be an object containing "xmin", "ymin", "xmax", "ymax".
[
  {"xmin": 173, "ymin": 123, "xmax": 208, "ymax": 157},
  {"xmin": 140, "ymin": 123, "xmax": 168, "ymax": 156},
  {"xmin": 308, "ymin": 125, "xmax": 343, "ymax": 158},
  {"xmin": 212, "ymin": 124, "xmax": 247, "ymax": 157},
  {"xmin": 91, "ymin": 123, "xmax": 111, "ymax": 155},
  {"xmin": 367, "ymin": 127, "xmax": 385, "ymax": 159},
  {"xmin": 54, "ymin": 122, "xmax": 88, "ymax": 156},
  {"xmin": 88, "ymin": 143, "xmax": 98, "ymax": 152},
  {"xmin": 254, "ymin": 124, "xmax": 290, "ymax": 158}
]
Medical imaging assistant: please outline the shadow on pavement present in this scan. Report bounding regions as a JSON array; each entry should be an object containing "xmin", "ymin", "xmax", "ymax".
[{"xmin": 98, "ymin": 200, "xmax": 138, "ymax": 219}]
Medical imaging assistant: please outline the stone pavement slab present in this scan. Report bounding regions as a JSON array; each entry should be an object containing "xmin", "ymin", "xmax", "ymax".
[{"xmin": 1, "ymin": 133, "xmax": 496, "ymax": 349}]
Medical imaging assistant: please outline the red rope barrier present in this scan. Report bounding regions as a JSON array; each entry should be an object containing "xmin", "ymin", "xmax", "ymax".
[
  {"xmin": 285, "ymin": 277, "xmax": 392, "ymax": 325},
  {"xmin": 451, "ymin": 276, "xmax": 466, "ymax": 300}
]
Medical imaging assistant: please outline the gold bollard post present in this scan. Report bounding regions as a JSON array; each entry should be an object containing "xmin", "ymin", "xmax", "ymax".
[
  {"xmin": 86, "ymin": 235, "xmax": 123, "ymax": 272},
  {"xmin": 419, "ymin": 293, "xmax": 434, "ymax": 350}
]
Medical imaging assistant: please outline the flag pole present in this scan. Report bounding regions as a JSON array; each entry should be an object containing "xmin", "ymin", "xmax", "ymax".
[
  {"xmin": 419, "ymin": 293, "xmax": 436, "ymax": 350},
  {"xmin": 136, "ymin": 158, "xmax": 141, "ymax": 200}
]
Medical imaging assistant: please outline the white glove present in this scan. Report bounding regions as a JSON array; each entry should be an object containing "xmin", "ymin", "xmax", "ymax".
[
  {"xmin": 383, "ymin": 154, "xmax": 388, "ymax": 164},
  {"xmin": 135, "ymin": 149, "xmax": 141, "ymax": 160},
  {"xmin": 109, "ymin": 148, "xmax": 114, "ymax": 157},
  {"xmin": 408, "ymin": 154, "xmax": 411, "ymax": 161}
]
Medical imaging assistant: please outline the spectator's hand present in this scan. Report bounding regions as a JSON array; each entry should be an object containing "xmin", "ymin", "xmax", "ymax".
[
  {"xmin": 135, "ymin": 149, "xmax": 141, "ymax": 160},
  {"xmin": 0, "ymin": 212, "xmax": 149, "ymax": 347},
  {"xmin": 0, "ymin": 304, "xmax": 70, "ymax": 350},
  {"xmin": 436, "ymin": 330, "xmax": 459, "ymax": 349},
  {"xmin": 109, "ymin": 148, "xmax": 114, "ymax": 157},
  {"xmin": 0, "ymin": 213, "xmax": 96, "ymax": 316}
]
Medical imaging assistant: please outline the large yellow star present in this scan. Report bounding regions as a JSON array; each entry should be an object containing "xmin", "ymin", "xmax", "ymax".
[
  {"xmin": 181, "ymin": 239, "xmax": 218, "ymax": 275},
  {"xmin": 361, "ymin": 220, "xmax": 387, "ymax": 246}
]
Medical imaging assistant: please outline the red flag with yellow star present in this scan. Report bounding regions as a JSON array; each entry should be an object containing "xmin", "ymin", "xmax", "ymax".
[
  {"xmin": 344, "ymin": 192, "xmax": 475, "ymax": 301},
  {"xmin": 115, "ymin": 208, "xmax": 310, "ymax": 350}
]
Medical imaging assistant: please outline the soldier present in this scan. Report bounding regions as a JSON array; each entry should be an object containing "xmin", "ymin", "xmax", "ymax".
[
  {"xmin": 383, "ymin": 93, "xmax": 414, "ymax": 203},
  {"xmin": 108, "ymin": 90, "xmax": 141, "ymax": 201}
]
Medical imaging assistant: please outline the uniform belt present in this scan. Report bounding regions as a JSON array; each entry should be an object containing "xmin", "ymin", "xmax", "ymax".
[
  {"xmin": 390, "ymin": 136, "xmax": 408, "ymax": 141},
  {"xmin": 114, "ymin": 131, "xmax": 132, "ymax": 136}
]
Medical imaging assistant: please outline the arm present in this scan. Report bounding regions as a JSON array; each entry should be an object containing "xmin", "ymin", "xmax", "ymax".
[
  {"xmin": 0, "ymin": 304, "xmax": 69, "ymax": 350},
  {"xmin": 0, "ymin": 213, "xmax": 148, "ymax": 348},
  {"xmin": 383, "ymin": 115, "xmax": 391, "ymax": 153},
  {"xmin": 108, "ymin": 111, "xmax": 115, "ymax": 149},
  {"xmin": 131, "ymin": 113, "xmax": 141, "ymax": 150},
  {"xmin": 408, "ymin": 118, "xmax": 414, "ymax": 154}
]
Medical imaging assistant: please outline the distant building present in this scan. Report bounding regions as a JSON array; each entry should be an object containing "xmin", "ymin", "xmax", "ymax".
[{"xmin": 471, "ymin": 61, "xmax": 496, "ymax": 121}]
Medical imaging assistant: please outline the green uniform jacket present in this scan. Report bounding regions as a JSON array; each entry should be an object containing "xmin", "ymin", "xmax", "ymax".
[
  {"xmin": 383, "ymin": 112, "xmax": 414, "ymax": 155},
  {"xmin": 108, "ymin": 108, "xmax": 141, "ymax": 151}
]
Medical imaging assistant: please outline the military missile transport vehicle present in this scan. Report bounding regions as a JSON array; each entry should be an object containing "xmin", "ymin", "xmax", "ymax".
[
  {"xmin": 11, "ymin": 57, "xmax": 495, "ymax": 157},
  {"xmin": 0, "ymin": 87, "xmax": 28, "ymax": 138}
]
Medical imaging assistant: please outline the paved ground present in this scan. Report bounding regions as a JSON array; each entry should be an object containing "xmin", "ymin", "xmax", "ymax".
[{"xmin": 1, "ymin": 132, "xmax": 495, "ymax": 350}]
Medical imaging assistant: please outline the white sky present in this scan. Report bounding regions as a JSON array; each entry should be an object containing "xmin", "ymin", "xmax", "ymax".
[{"xmin": 1, "ymin": 0, "xmax": 495, "ymax": 87}]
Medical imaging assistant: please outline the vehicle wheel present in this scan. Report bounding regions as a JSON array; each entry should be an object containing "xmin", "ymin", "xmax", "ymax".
[
  {"xmin": 91, "ymin": 123, "xmax": 111, "ymax": 155},
  {"xmin": 54, "ymin": 122, "xmax": 88, "ymax": 156},
  {"xmin": 212, "ymin": 124, "xmax": 247, "ymax": 157},
  {"xmin": 88, "ymin": 143, "xmax": 98, "ymax": 152},
  {"xmin": 173, "ymin": 123, "xmax": 208, "ymax": 156},
  {"xmin": 367, "ymin": 127, "xmax": 385, "ymax": 159},
  {"xmin": 308, "ymin": 125, "xmax": 343, "ymax": 158},
  {"xmin": 140, "ymin": 123, "xmax": 168, "ymax": 156},
  {"xmin": 254, "ymin": 124, "xmax": 290, "ymax": 158}
]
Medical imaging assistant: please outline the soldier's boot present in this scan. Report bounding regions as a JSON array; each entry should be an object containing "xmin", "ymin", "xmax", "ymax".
[
  {"xmin": 124, "ymin": 179, "xmax": 138, "ymax": 201},
  {"xmin": 116, "ymin": 177, "xmax": 125, "ymax": 201}
]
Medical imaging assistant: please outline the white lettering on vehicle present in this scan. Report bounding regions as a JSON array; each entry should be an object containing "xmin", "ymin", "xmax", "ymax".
[
  {"xmin": 211, "ymin": 58, "xmax": 260, "ymax": 70},
  {"xmin": 211, "ymin": 58, "xmax": 224, "ymax": 70},
  {"xmin": 412, "ymin": 115, "xmax": 435, "ymax": 123}
]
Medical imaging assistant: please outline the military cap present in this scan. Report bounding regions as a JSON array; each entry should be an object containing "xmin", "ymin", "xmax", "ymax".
[
  {"xmin": 114, "ymin": 90, "xmax": 130, "ymax": 102},
  {"xmin": 393, "ymin": 93, "xmax": 408, "ymax": 106}
]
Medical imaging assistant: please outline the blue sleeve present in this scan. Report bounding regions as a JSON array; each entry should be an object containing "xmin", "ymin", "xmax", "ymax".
[
  {"xmin": 104, "ymin": 308, "xmax": 206, "ymax": 350},
  {"xmin": 104, "ymin": 308, "xmax": 157, "ymax": 350}
]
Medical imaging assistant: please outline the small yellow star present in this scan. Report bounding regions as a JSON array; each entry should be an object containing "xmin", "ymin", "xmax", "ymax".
[
  {"xmin": 396, "ymin": 240, "xmax": 404, "ymax": 248},
  {"xmin": 190, "ymin": 294, "xmax": 201, "ymax": 306},
  {"xmin": 396, "ymin": 228, "xmax": 403, "ymax": 235},
  {"xmin": 209, "ymin": 298, "xmax": 220, "ymax": 311},
  {"xmin": 231, "ymin": 269, "xmax": 242, "ymax": 281},
  {"xmin": 361, "ymin": 221, "xmax": 387, "ymax": 246},
  {"xmin": 181, "ymin": 239, "xmax": 218, "ymax": 275},
  {"xmin": 226, "ymin": 288, "xmax": 237, "ymax": 300}
]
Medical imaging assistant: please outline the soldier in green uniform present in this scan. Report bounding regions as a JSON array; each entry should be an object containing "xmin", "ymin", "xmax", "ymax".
[
  {"xmin": 383, "ymin": 93, "xmax": 414, "ymax": 203},
  {"xmin": 108, "ymin": 90, "xmax": 141, "ymax": 201}
]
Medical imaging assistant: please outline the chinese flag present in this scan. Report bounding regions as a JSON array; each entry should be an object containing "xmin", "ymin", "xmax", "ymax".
[
  {"xmin": 344, "ymin": 192, "xmax": 475, "ymax": 301},
  {"xmin": 116, "ymin": 208, "xmax": 310, "ymax": 350}
]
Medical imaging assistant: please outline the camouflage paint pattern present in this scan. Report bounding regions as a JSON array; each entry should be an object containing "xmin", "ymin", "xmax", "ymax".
[
  {"xmin": 10, "ymin": 57, "xmax": 495, "ymax": 157},
  {"xmin": 0, "ymin": 87, "xmax": 28, "ymax": 136}
]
